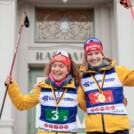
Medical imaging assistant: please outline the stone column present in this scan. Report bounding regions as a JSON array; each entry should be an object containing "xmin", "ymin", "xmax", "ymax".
[{"xmin": 0, "ymin": 0, "xmax": 16, "ymax": 133}]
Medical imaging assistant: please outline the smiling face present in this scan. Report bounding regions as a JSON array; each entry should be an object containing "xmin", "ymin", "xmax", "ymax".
[
  {"xmin": 86, "ymin": 50, "xmax": 104, "ymax": 67},
  {"xmin": 51, "ymin": 61, "xmax": 69, "ymax": 81}
]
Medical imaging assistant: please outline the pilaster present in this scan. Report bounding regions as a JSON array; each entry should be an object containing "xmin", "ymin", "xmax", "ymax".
[{"xmin": 0, "ymin": 1, "xmax": 16, "ymax": 133}]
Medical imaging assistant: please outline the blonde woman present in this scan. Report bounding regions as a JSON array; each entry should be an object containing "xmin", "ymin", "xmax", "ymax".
[{"xmin": 78, "ymin": 37, "xmax": 134, "ymax": 134}]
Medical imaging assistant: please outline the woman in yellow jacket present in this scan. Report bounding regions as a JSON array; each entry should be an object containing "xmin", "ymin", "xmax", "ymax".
[
  {"xmin": 78, "ymin": 37, "xmax": 134, "ymax": 134},
  {"xmin": 5, "ymin": 50, "xmax": 80, "ymax": 134}
]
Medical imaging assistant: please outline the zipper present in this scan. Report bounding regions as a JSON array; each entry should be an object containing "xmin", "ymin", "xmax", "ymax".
[{"xmin": 101, "ymin": 114, "xmax": 106, "ymax": 132}]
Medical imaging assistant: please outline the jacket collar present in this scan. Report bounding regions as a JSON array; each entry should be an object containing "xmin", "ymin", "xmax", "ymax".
[
  {"xmin": 38, "ymin": 78, "xmax": 76, "ymax": 89},
  {"xmin": 80, "ymin": 57, "xmax": 115, "ymax": 74}
]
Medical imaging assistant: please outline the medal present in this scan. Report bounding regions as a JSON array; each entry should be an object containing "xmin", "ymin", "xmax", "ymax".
[
  {"xmin": 98, "ymin": 94, "xmax": 106, "ymax": 103},
  {"xmin": 90, "ymin": 72, "xmax": 106, "ymax": 103},
  {"xmin": 50, "ymin": 84, "xmax": 67, "ymax": 115}
]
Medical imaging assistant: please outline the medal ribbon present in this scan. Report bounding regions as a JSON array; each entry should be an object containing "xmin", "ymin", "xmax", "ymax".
[
  {"xmin": 90, "ymin": 71, "xmax": 106, "ymax": 94},
  {"xmin": 50, "ymin": 84, "xmax": 67, "ymax": 112}
]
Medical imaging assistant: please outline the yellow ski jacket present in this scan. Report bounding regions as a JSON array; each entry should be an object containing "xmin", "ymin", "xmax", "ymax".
[
  {"xmin": 7, "ymin": 79, "xmax": 77, "ymax": 134},
  {"xmin": 78, "ymin": 58, "xmax": 134, "ymax": 133}
]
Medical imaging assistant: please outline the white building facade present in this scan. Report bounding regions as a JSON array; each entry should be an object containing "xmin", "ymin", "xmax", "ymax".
[{"xmin": 0, "ymin": 0, "xmax": 134, "ymax": 134}]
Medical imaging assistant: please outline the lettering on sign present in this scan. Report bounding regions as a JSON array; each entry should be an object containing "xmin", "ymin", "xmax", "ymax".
[
  {"xmin": 36, "ymin": 52, "xmax": 83, "ymax": 62},
  {"xmin": 36, "ymin": 52, "xmax": 53, "ymax": 61}
]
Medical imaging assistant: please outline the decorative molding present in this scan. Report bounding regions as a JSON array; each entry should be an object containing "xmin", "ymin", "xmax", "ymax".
[
  {"xmin": 28, "ymin": 45, "xmax": 83, "ymax": 50},
  {"xmin": 0, "ymin": 0, "xmax": 16, "ymax": 5},
  {"xmin": 35, "ymin": 8, "xmax": 94, "ymax": 42},
  {"xmin": 0, "ymin": 120, "xmax": 15, "ymax": 128}
]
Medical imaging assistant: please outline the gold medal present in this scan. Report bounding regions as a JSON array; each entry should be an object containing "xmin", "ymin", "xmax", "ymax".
[
  {"xmin": 98, "ymin": 94, "xmax": 106, "ymax": 103},
  {"xmin": 90, "ymin": 71, "xmax": 106, "ymax": 103}
]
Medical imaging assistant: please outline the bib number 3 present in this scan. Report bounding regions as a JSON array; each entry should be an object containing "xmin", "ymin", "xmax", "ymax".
[{"xmin": 46, "ymin": 109, "xmax": 69, "ymax": 122}]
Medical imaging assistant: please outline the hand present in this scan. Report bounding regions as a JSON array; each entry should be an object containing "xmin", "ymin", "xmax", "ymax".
[
  {"xmin": 123, "ymin": 96, "xmax": 128, "ymax": 106},
  {"xmin": 33, "ymin": 83, "xmax": 39, "ymax": 88},
  {"xmin": 4, "ymin": 75, "xmax": 13, "ymax": 86},
  {"xmin": 33, "ymin": 79, "xmax": 45, "ymax": 88}
]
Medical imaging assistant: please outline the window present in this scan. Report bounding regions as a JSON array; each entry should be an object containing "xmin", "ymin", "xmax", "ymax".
[{"xmin": 35, "ymin": 8, "xmax": 94, "ymax": 42}]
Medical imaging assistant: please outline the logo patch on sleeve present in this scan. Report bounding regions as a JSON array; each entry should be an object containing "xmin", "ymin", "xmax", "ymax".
[{"xmin": 28, "ymin": 90, "xmax": 34, "ymax": 94}]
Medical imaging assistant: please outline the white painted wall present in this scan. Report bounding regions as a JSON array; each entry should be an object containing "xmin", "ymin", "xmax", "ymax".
[
  {"xmin": 114, "ymin": 0, "xmax": 134, "ymax": 122},
  {"xmin": 0, "ymin": 0, "xmax": 17, "ymax": 133}
]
